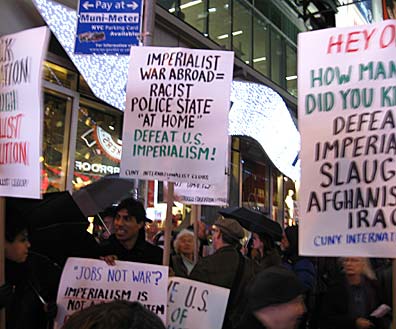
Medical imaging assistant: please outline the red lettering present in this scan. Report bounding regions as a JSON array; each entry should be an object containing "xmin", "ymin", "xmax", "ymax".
[
  {"xmin": 363, "ymin": 28, "xmax": 376, "ymax": 49},
  {"xmin": 380, "ymin": 24, "xmax": 396, "ymax": 48},
  {"xmin": 327, "ymin": 34, "xmax": 343, "ymax": 54},
  {"xmin": 346, "ymin": 31, "xmax": 360, "ymax": 52}
]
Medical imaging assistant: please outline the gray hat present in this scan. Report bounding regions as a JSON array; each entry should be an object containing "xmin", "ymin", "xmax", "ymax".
[{"xmin": 214, "ymin": 217, "xmax": 244, "ymax": 241}]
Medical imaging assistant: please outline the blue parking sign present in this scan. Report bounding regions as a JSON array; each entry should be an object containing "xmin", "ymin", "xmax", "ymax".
[{"xmin": 75, "ymin": 0, "xmax": 143, "ymax": 55}]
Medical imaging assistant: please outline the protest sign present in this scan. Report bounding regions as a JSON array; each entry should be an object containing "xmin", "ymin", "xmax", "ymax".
[
  {"xmin": 54, "ymin": 257, "xmax": 168, "ymax": 328},
  {"xmin": 298, "ymin": 20, "xmax": 396, "ymax": 257},
  {"xmin": 170, "ymin": 140, "xmax": 229, "ymax": 206},
  {"xmin": 172, "ymin": 180, "xmax": 228, "ymax": 206},
  {"xmin": 120, "ymin": 47, "xmax": 234, "ymax": 185},
  {"xmin": 0, "ymin": 26, "xmax": 49, "ymax": 199},
  {"xmin": 167, "ymin": 277, "xmax": 229, "ymax": 329}
]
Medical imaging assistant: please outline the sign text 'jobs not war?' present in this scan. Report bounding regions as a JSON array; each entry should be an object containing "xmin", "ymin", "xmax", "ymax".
[
  {"xmin": 0, "ymin": 26, "xmax": 49, "ymax": 199},
  {"xmin": 298, "ymin": 20, "xmax": 396, "ymax": 258},
  {"xmin": 121, "ymin": 47, "xmax": 234, "ymax": 185},
  {"xmin": 54, "ymin": 257, "xmax": 168, "ymax": 328}
]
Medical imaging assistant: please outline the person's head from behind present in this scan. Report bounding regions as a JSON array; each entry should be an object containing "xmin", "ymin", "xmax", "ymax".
[
  {"xmin": 62, "ymin": 300, "xmax": 165, "ymax": 329},
  {"xmin": 248, "ymin": 266, "xmax": 305, "ymax": 329},
  {"xmin": 100, "ymin": 206, "xmax": 116, "ymax": 240},
  {"xmin": 252, "ymin": 232, "xmax": 276, "ymax": 257},
  {"xmin": 281, "ymin": 225, "xmax": 298, "ymax": 255},
  {"xmin": 5, "ymin": 215, "xmax": 31, "ymax": 263},
  {"xmin": 114, "ymin": 198, "xmax": 148, "ymax": 245},
  {"xmin": 212, "ymin": 217, "xmax": 244, "ymax": 251},
  {"xmin": 173, "ymin": 229, "xmax": 194, "ymax": 259}
]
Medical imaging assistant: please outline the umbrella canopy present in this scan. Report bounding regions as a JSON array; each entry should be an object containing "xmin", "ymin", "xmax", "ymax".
[
  {"xmin": 29, "ymin": 222, "xmax": 100, "ymax": 266},
  {"xmin": 6, "ymin": 191, "xmax": 100, "ymax": 266},
  {"xmin": 7, "ymin": 191, "xmax": 87, "ymax": 230},
  {"xmin": 218, "ymin": 206, "xmax": 283, "ymax": 241},
  {"xmin": 72, "ymin": 174, "xmax": 135, "ymax": 216}
]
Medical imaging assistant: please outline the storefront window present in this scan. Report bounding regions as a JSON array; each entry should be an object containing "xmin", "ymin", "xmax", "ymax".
[
  {"xmin": 283, "ymin": 177, "xmax": 297, "ymax": 227},
  {"xmin": 242, "ymin": 158, "xmax": 269, "ymax": 212},
  {"xmin": 43, "ymin": 61, "xmax": 78, "ymax": 90},
  {"xmin": 208, "ymin": 0, "xmax": 231, "ymax": 49},
  {"xmin": 73, "ymin": 101, "xmax": 123, "ymax": 190},
  {"xmin": 180, "ymin": 0, "xmax": 206, "ymax": 32},
  {"xmin": 42, "ymin": 91, "xmax": 72, "ymax": 193},
  {"xmin": 229, "ymin": 137, "xmax": 241, "ymax": 206},
  {"xmin": 233, "ymin": 0, "xmax": 252, "ymax": 64},
  {"xmin": 286, "ymin": 44, "xmax": 297, "ymax": 97},
  {"xmin": 270, "ymin": 29, "xmax": 283, "ymax": 86},
  {"xmin": 253, "ymin": 17, "xmax": 269, "ymax": 76}
]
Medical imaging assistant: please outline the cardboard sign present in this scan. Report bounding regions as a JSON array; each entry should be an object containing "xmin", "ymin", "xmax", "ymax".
[
  {"xmin": 121, "ymin": 47, "xmax": 234, "ymax": 185},
  {"xmin": 298, "ymin": 20, "xmax": 396, "ymax": 257},
  {"xmin": 0, "ymin": 26, "xmax": 49, "ymax": 198},
  {"xmin": 54, "ymin": 258, "xmax": 168, "ymax": 328},
  {"xmin": 167, "ymin": 277, "xmax": 230, "ymax": 329}
]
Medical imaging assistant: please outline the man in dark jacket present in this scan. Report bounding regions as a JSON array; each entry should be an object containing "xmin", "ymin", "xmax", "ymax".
[
  {"xmin": 189, "ymin": 217, "xmax": 258, "ymax": 329},
  {"xmin": 100, "ymin": 198, "xmax": 163, "ymax": 265}
]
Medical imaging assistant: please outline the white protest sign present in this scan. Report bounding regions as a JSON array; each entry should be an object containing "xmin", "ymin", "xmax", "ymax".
[
  {"xmin": 173, "ymin": 179, "xmax": 228, "ymax": 206},
  {"xmin": 298, "ymin": 20, "xmax": 396, "ymax": 257},
  {"xmin": 121, "ymin": 47, "xmax": 234, "ymax": 185},
  {"xmin": 171, "ymin": 140, "xmax": 229, "ymax": 206},
  {"xmin": 54, "ymin": 257, "xmax": 168, "ymax": 328},
  {"xmin": 167, "ymin": 277, "xmax": 230, "ymax": 329},
  {"xmin": 0, "ymin": 26, "xmax": 49, "ymax": 199}
]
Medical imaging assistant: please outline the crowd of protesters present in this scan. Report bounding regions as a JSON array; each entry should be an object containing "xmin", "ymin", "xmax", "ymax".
[{"xmin": 1, "ymin": 197, "xmax": 393, "ymax": 329}]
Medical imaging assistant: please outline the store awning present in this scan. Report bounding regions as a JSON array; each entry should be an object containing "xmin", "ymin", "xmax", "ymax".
[{"xmin": 33, "ymin": 0, "xmax": 300, "ymax": 181}]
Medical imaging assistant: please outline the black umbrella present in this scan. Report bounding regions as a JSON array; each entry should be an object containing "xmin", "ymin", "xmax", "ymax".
[
  {"xmin": 29, "ymin": 222, "xmax": 100, "ymax": 266},
  {"xmin": 218, "ymin": 206, "xmax": 283, "ymax": 241},
  {"xmin": 7, "ymin": 191, "xmax": 87, "ymax": 231},
  {"xmin": 6, "ymin": 192, "xmax": 100, "ymax": 266},
  {"xmin": 72, "ymin": 174, "xmax": 135, "ymax": 216}
]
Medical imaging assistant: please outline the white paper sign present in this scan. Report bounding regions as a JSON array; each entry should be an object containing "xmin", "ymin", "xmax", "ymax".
[
  {"xmin": 54, "ymin": 257, "xmax": 168, "ymax": 328},
  {"xmin": 298, "ymin": 20, "xmax": 396, "ymax": 258},
  {"xmin": 173, "ymin": 180, "xmax": 228, "ymax": 206},
  {"xmin": 0, "ymin": 26, "xmax": 49, "ymax": 198},
  {"xmin": 171, "ymin": 140, "xmax": 229, "ymax": 206},
  {"xmin": 167, "ymin": 277, "xmax": 230, "ymax": 329},
  {"xmin": 121, "ymin": 47, "xmax": 234, "ymax": 185}
]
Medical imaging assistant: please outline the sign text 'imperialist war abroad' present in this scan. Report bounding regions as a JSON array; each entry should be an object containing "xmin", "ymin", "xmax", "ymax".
[
  {"xmin": 121, "ymin": 47, "xmax": 234, "ymax": 185},
  {"xmin": 298, "ymin": 20, "xmax": 396, "ymax": 258}
]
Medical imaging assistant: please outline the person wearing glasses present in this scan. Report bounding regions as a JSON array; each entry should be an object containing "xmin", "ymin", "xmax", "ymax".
[
  {"xmin": 189, "ymin": 216, "xmax": 258, "ymax": 329},
  {"xmin": 100, "ymin": 198, "xmax": 163, "ymax": 266}
]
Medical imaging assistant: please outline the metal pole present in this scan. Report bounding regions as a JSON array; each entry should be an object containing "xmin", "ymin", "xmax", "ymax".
[
  {"xmin": 192, "ymin": 205, "xmax": 199, "ymax": 265},
  {"xmin": 163, "ymin": 182, "xmax": 174, "ymax": 266},
  {"xmin": 0, "ymin": 197, "xmax": 6, "ymax": 329},
  {"xmin": 393, "ymin": 259, "xmax": 396, "ymax": 329},
  {"xmin": 143, "ymin": 0, "xmax": 155, "ymax": 46}
]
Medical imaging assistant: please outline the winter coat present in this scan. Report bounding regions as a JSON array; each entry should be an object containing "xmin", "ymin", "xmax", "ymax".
[
  {"xmin": 4, "ymin": 255, "xmax": 60, "ymax": 329},
  {"xmin": 320, "ymin": 274, "xmax": 390, "ymax": 329},
  {"xmin": 100, "ymin": 234, "xmax": 163, "ymax": 265},
  {"xmin": 189, "ymin": 245, "xmax": 259, "ymax": 329}
]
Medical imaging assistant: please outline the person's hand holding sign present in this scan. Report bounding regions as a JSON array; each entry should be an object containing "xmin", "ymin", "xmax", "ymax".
[{"xmin": 100, "ymin": 255, "xmax": 118, "ymax": 266}]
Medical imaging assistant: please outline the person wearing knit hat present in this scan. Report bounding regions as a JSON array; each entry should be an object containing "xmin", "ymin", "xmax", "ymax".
[
  {"xmin": 248, "ymin": 266, "xmax": 305, "ymax": 329},
  {"xmin": 190, "ymin": 216, "xmax": 258, "ymax": 329}
]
